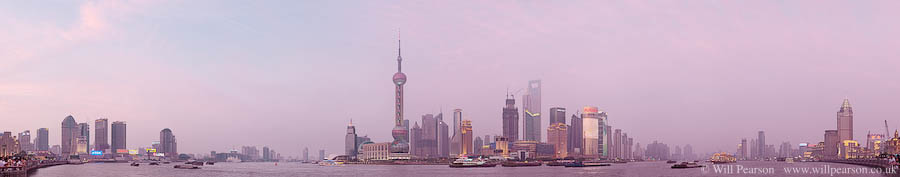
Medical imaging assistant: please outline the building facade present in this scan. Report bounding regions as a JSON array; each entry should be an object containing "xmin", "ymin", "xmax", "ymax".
[
  {"xmin": 568, "ymin": 114, "xmax": 582, "ymax": 155},
  {"xmin": 36, "ymin": 128, "xmax": 49, "ymax": 151},
  {"xmin": 461, "ymin": 120, "xmax": 473, "ymax": 156},
  {"xmin": 581, "ymin": 106, "xmax": 601, "ymax": 158},
  {"xmin": 502, "ymin": 96, "xmax": 519, "ymax": 142},
  {"xmin": 837, "ymin": 99, "xmax": 853, "ymax": 142},
  {"xmin": 95, "ymin": 118, "xmax": 109, "ymax": 153},
  {"xmin": 361, "ymin": 142, "xmax": 391, "ymax": 161},
  {"xmin": 345, "ymin": 120, "xmax": 358, "ymax": 159},
  {"xmin": 61, "ymin": 115, "xmax": 78, "ymax": 156},
  {"xmin": 522, "ymin": 80, "xmax": 542, "ymax": 142},
  {"xmin": 160, "ymin": 128, "xmax": 177, "ymax": 158},
  {"xmin": 548, "ymin": 123, "xmax": 568, "ymax": 158},
  {"xmin": 111, "ymin": 121, "xmax": 127, "ymax": 153}
]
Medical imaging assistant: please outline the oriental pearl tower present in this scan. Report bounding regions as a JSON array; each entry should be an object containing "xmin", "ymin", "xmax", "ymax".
[{"xmin": 390, "ymin": 38, "xmax": 409, "ymax": 153}]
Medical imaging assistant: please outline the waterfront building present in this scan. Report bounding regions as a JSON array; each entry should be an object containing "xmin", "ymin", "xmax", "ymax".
[
  {"xmin": 824, "ymin": 130, "xmax": 839, "ymax": 159},
  {"xmin": 61, "ymin": 116, "xmax": 78, "ymax": 156},
  {"xmin": 502, "ymin": 96, "xmax": 520, "ymax": 142},
  {"xmin": 160, "ymin": 128, "xmax": 177, "ymax": 158},
  {"xmin": 840, "ymin": 140, "xmax": 861, "ymax": 159},
  {"xmin": 568, "ymin": 114, "xmax": 582, "ymax": 155},
  {"xmin": 111, "ymin": 121, "xmax": 127, "ymax": 153},
  {"xmin": 581, "ymin": 106, "xmax": 601, "ymax": 158},
  {"xmin": 345, "ymin": 120, "xmax": 358, "ymax": 159},
  {"xmin": 837, "ymin": 99, "xmax": 854, "ymax": 142},
  {"xmin": 450, "ymin": 109, "xmax": 462, "ymax": 157},
  {"xmin": 410, "ymin": 122, "xmax": 423, "ymax": 157},
  {"xmin": 35, "ymin": 128, "xmax": 49, "ymax": 151},
  {"xmin": 473, "ymin": 137, "xmax": 483, "ymax": 155},
  {"xmin": 522, "ymin": 80, "xmax": 542, "ymax": 142},
  {"xmin": 303, "ymin": 147, "xmax": 309, "ymax": 162},
  {"xmin": 646, "ymin": 141, "xmax": 670, "ymax": 160},
  {"xmin": 17, "ymin": 130, "xmax": 32, "ymax": 152},
  {"xmin": 461, "ymin": 120, "xmax": 473, "ymax": 156},
  {"xmin": 599, "ymin": 112, "xmax": 609, "ymax": 159},
  {"xmin": 437, "ymin": 120, "xmax": 449, "ymax": 157},
  {"xmin": 749, "ymin": 139, "xmax": 757, "ymax": 159},
  {"xmin": 360, "ymin": 142, "xmax": 391, "ymax": 161},
  {"xmin": 885, "ymin": 130, "xmax": 899, "ymax": 155},
  {"xmin": 495, "ymin": 136, "xmax": 510, "ymax": 158},
  {"xmin": 758, "ymin": 131, "xmax": 766, "ymax": 159},
  {"xmin": 547, "ymin": 122, "xmax": 568, "ymax": 158},
  {"xmin": 683, "ymin": 144, "xmax": 694, "ymax": 160},
  {"xmin": 549, "ymin": 107, "xmax": 566, "ymax": 125},
  {"xmin": 0, "ymin": 132, "xmax": 18, "ymax": 157},
  {"xmin": 613, "ymin": 129, "xmax": 622, "ymax": 159},
  {"xmin": 263, "ymin": 146, "xmax": 270, "ymax": 161},
  {"xmin": 94, "ymin": 118, "xmax": 109, "ymax": 153},
  {"xmin": 319, "ymin": 149, "xmax": 326, "ymax": 161},
  {"xmin": 420, "ymin": 114, "xmax": 438, "ymax": 158},
  {"xmin": 390, "ymin": 39, "xmax": 409, "ymax": 154},
  {"xmin": 866, "ymin": 133, "xmax": 884, "ymax": 152},
  {"xmin": 626, "ymin": 137, "xmax": 634, "ymax": 159},
  {"xmin": 739, "ymin": 139, "xmax": 748, "ymax": 160},
  {"xmin": 77, "ymin": 122, "xmax": 90, "ymax": 153},
  {"xmin": 75, "ymin": 136, "xmax": 88, "ymax": 154}
]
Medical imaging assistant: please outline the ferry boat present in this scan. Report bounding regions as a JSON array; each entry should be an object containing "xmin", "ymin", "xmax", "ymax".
[
  {"xmin": 501, "ymin": 161, "xmax": 542, "ymax": 167},
  {"xmin": 563, "ymin": 161, "xmax": 611, "ymax": 167},
  {"xmin": 130, "ymin": 162, "xmax": 140, "ymax": 167},
  {"xmin": 671, "ymin": 162, "xmax": 704, "ymax": 169},
  {"xmin": 449, "ymin": 157, "xmax": 497, "ymax": 168},
  {"xmin": 710, "ymin": 152, "xmax": 737, "ymax": 164},
  {"xmin": 318, "ymin": 160, "xmax": 345, "ymax": 166}
]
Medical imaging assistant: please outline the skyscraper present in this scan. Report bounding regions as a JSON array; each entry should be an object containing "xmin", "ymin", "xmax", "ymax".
[
  {"xmin": 410, "ymin": 122, "xmax": 422, "ymax": 156},
  {"xmin": 77, "ymin": 122, "xmax": 90, "ymax": 153},
  {"xmin": 757, "ymin": 131, "xmax": 766, "ymax": 159},
  {"xmin": 740, "ymin": 139, "xmax": 748, "ymax": 160},
  {"xmin": 548, "ymin": 122, "xmax": 568, "ymax": 158},
  {"xmin": 263, "ymin": 146, "xmax": 271, "ymax": 161},
  {"xmin": 111, "ymin": 121, "xmax": 127, "ymax": 153},
  {"xmin": 473, "ymin": 136, "xmax": 483, "ymax": 155},
  {"xmin": 160, "ymin": 128, "xmax": 177, "ymax": 158},
  {"xmin": 549, "ymin": 107, "xmax": 566, "ymax": 125},
  {"xmin": 461, "ymin": 120, "xmax": 473, "ymax": 155},
  {"xmin": 61, "ymin": 115, "xmax": 78, "ymax": 156},
  {"xmin": 421, "ymin": 114, "xmax": 438, "ymax": 157},
  {"xmin": 319, "ymin": 149, "xmax": 325, "ymax": 161},
  {"xmin": 345, "ymin": 120, "xmax": 358, "ymax": 159},
  {"xmin": 390, "ymin": 39, "xmax": 409, "ymax": 154},
  {"xmin": 824, "ymin": 130, "xmax": 839, "ymax": 159},
  {"xmin": 522, "ymin": 80, "xmax": 542, "ymax": 142},
  {"xmin": 568, "ymin": 114, "xmax": 582, "ymax": 155},
  {"xmin": 302, "ymin": 147, "xmax": 309, "ymax": 162},
  {"xmin": 599, "ymin": 111, "xmax": 609, "ymax": 158},
  {"xmin": 837, "ymin": 99, "xmax": 853, "ymax": 141},
  {"xmin": 502, "ymin": 95, "xmax": 519, "ymax": 142},
  {"xmin": 17, "ymin": 131, "xmax": 32, "ymax": 152},
  {"xmin": 450, "ymin": 109, "xmax": 462, "ymax": 156},
  {"xmin": 95, "ymin": 118, "xmax": 109, "ymax": 153},
  {"xmin": 582, "ymin": 106, "xmax": 601, "ymax": 158},
  {"xmin": 437, "ymin": 120, "xmax": 450, "ymax": 157},
  {"xmin": 35, "ymin": 128, "xmax": 49, "ymax": 151}
]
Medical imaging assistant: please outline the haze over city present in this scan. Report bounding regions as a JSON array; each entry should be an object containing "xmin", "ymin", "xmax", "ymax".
[{"xmin": 2, "ymin": 0, "xmax": 900, "ymax": 159}]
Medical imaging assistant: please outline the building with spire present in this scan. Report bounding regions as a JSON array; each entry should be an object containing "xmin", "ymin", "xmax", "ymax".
[
  {"xmin": 502, "ymin": 95, "xmax": 520, "ymax": 143},
  {"xmin": 345, "ymin": 120, "xmax": 358, "ymax": 159},
  {"xmin": 390, "ymin": 37, "xmax": 409, "ymax": 155},
  {"xmin": 837, "ymin": 99, "xmax": 853, "ymax": 142}
]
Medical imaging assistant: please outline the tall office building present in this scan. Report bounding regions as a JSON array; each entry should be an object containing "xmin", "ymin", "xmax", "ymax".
[
  {"xmin": 410, "ymin": 122, "xmax": 422, "ymax": 156},
  {"xmin": 302, "ymin": 147, "xmax": 309, "ymax": 162},
  {"xmin": 549, "ymin": 107, "xmax": 566, "ymax": 125},
  {"xmin": 613, "ymin": 129, "xmax": 622, "ymax": 159},
  {"xmin": 473, "ymin": 137, "xmax": 483, "ymax": 155},
  {"xmin": 450, "ymin": 109, "xmax": 462, "ymax": 156},
  {"xmin": 837, "ymin": 99, "xmax": 853, "ymax": 141},
  {"xmin": 17, "ymin": 131, "xmax": 32, "ymax": 152},
  {"xmin": 390, "ymin": 39, "xmax": 409, "ymax": 153},
  {"xmin": 824, "ymin": 130, "xmax": 839, "ymax": 159},
  {"xmin": 740, "ymin": 139, "xmax": 748, "ymax": 160},
  {"xmin": 94, "ymin": 119, "xmax": 109, "ymax": 153},
  {"xmin": 111, "ymin": 121, "xmax": 127, "ymax": 153},
  {"xmin": 77, "ymin": 122, "xmax": 90, "ymax": 152},
  {"xmin": 421, "ymin": 114, "xmax": 438, "ymax": 157},
  {"xmin": 160, "ymin": 128, "xmax": 177, "ymax": 158},
  {"xmin": 461, "ymin": 120, "xmax": 473, "ymax": 155},
  {"xmin": 262, "ymin": 146, "xmax": 271, "ymax": 161},
  {"xmin": 548, "ymin": 122, "xmax": 568, "ymax": 158},
  {"xmin": 522, "ymin": 80, "xmax": 542, "ymax": 142},
  {"xmin": 599, "ymin": 112, "xmax": 609, "ymax": 158},
  {"xmin": 568, "ymin": 114, "xmax": 582, "ymax": 155},
  {"xmin": 757, "ymin": 131, "xmax": 766, "ymax": 159},
  {"xmin": 319, "ymin": 149, "xmax": 326, "ymax": 161},
  {"xmin": 35, "ymin": 128, "xmax": 49, "ymax": 151},
  {"xmin": 502, "ymin": 96, "xmax": 519, "ymax": 142},
  {"xmin": 61, "ymin": 115, "xmax": 78, "ymax": 156},
  {"xmin": 345, "ymin": 120, "xmax": 358, "ymax": 159},
  {"xmin": 581, "ymin": 106, "xmax": 601, "ymax": 157},
  {"xmin": 437, "ymin": 120, "xmax": 450, "ymax": 157}
]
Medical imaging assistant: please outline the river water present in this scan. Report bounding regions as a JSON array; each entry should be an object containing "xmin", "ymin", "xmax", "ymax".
[{"xmin": 27, "ymin": 161, "xmax": 896, "ymax": 177}]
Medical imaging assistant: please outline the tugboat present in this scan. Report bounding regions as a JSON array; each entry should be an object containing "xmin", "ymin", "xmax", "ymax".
[
  {"xmin": 501, "ymin": 161, "xmax": 542, "ymax": 167},
  {"xmin": 564, "ymin": 161, "xmax": 611, "ymax": 167},
  {"xmin": 130, "ymin": 162, "xmax": 140, "ymax": 167},
  {"xmin": 671, "ymin": 162, "xmax": 704, "ymax": 169},
  {"xmin": 449, "ymin": 156, "xmax": 497, "ymax": 168}
]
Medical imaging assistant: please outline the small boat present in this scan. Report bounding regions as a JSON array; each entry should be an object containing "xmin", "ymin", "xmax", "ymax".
[
  {"xmin": 564, "ymin": 161, "xmax": 611, "ymax": 167},
  {"xmin": 226, "ymin": 156, "xmax": 242, "ymax": 163},
  {"xmin": 671, "ymin": 162, "xmax": 704, "ymax": 169},
  {"xmin": 666, "ymin": 160, "xmax": 677, "ymax": 163},
  {"xmin": 189, "ymin": 161, "xmax": 204, "ymax": 166},
  {"xmin": 149, "ymin": 162, "xmax": 160, "ymax": 165},
  {"xmin": 130, "ymin": 162, "xmax": 140, "ymax": 167},
  {"xmin": 449, "ymin": 156, "xmax": 497, "ymax": 168},
  {"xmin": 318, "ymin": 160, "xmax": 345, "ymax": 166},
  {"xmin": 162, "ymin": 161, "xmax": 171, "ymax": 164},
  {"xmin": 501, "ymin": 161, "xmax": 542, "ymax": 167},
  {"xmin": 174, "ymin": 164, "xmax": 201, "ymax": 169},
  {"xmin": 205, "ymin": 161, "xmax": 215, "ymax": 165}
]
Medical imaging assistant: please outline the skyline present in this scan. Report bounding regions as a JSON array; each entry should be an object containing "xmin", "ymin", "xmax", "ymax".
[{"xmin": 3, "ymin": 0, "xmax": 900, "ymax": 157}]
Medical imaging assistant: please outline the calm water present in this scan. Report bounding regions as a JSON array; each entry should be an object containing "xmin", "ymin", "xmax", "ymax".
[{"xmin": 28, "ymin": 161, "xmax": 894, "ymax": 177}]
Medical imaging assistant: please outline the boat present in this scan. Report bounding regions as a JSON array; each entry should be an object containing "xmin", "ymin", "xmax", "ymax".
[
  {"xmin": 564, "ymin": 161, "xmax": 611, "ymax": 167},
  {"xmin": 501, "ymin": 161, "xmax": 542, "ymax": 167},
  {"xmin": 317, "ymin": 160, "xmax": 345, "ymax": 166},
  {"xmin": 671, "ymin": 162, "xmax": 704, "ymax": 169},
  {"xmin": 205, "ymin": 161, "xmax": 215, "ymax": 165},
  {"xmin": 546, "ymin": 160, "xmax": 575, "ymax": 166},
  {"xmin": 149, "ymin": 162, "xmax": 160, "ymax": 165},
  {"xmin": 666, "ymin": 160, "xmax": 677, "ymax": 163},
  {"xmin": 189, "ymin": 161, "xmax": 204, "ymax": 166},
  {"xmin": 130, "ymin": 162, "xmax": 140, "ymax": 167},
  {"xmin": 174, "ymin": 164, "xmax": 201, "ymax": 169},
  {"xmin": 449, "ymin": 156, "xmax": 497, "ymax": 168},
  {"xmin": 710, "ymin": 152, "xmax": 737, "ymax": 164},
  {"xmin": 226, "ymin": 156, "xmax": 242, "ymax": 163}
]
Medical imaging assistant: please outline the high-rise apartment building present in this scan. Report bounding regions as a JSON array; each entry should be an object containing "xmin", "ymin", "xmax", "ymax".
[{"xmin": 160, "ymin": 128, "xmax": 177, "ymax": 158}]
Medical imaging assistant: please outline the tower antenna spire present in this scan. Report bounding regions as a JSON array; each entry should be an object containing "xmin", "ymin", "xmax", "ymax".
[{"xmin": 397, "ymin": 29, "xmax": 402, "ymax": 72}]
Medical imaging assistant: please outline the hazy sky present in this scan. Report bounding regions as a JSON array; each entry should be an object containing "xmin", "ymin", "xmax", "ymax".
[{"xmin": 2, "ymin": 1, "xmax": 900, "ymax": 157}]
